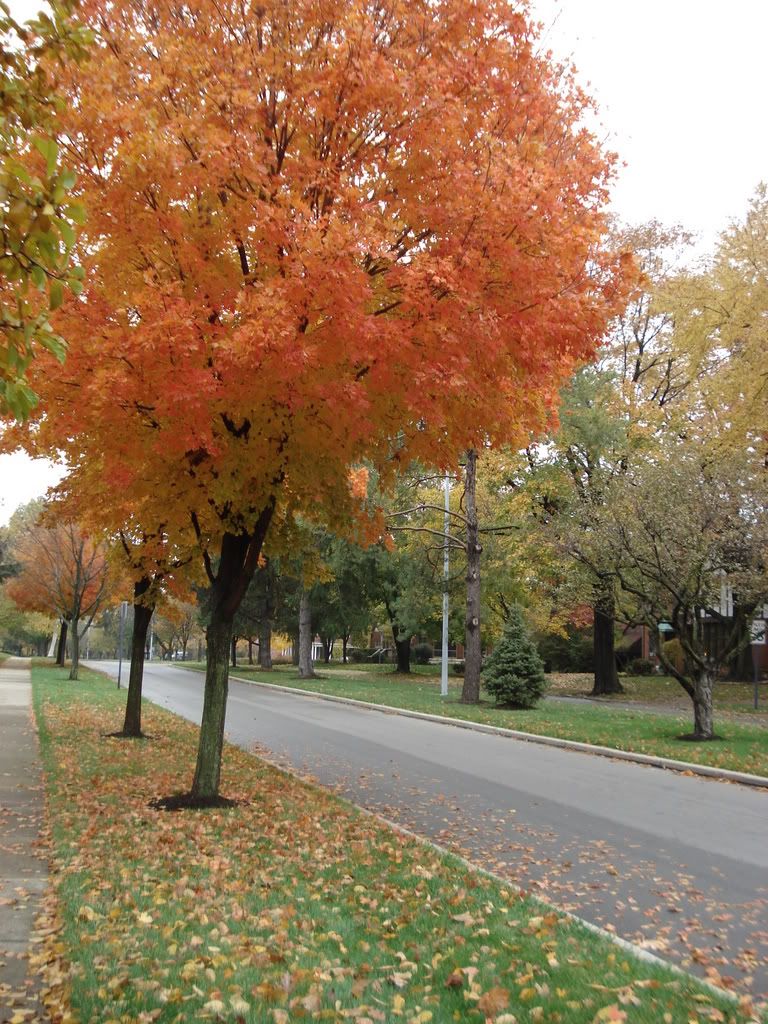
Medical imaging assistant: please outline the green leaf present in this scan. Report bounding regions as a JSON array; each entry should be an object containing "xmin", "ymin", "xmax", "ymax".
[
  {"xmin": 40, "ymin": 331, "xmax": 67, "ymax": 363},
  {"xmin": 33, "ymin": 135, "xmax": 59, "ymax": 177},
  {"xmin": 49, "ymin": 278, "xmax": 63, "ymax": 310},
  {"xmin": 2, "ymin": 378, "xmax": 38, "ymax": 420},
  {"xmin": 58, "ymin": 168, "xmax": 77, "ymax": 190},
  {"xmin": 58, "ymin": 220, "xmax": 76, "ymax": 248},
  {"xmin": 65, "ymin": 202, "xmax": 87, "ymax": 225},
  {"xmin": 31, "ymin": 264, "xmax": 46, "ymax": 290}
]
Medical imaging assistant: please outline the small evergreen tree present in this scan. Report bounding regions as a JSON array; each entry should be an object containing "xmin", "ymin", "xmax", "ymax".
[{"xmin": 482, "ymin": 606, "xmax": 547, "ymax": 708}]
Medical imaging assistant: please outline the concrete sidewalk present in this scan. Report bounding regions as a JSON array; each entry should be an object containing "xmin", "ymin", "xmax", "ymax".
[{"xmin": 0, "ymin": 658, "xmax": 47, "ymax": 1023}]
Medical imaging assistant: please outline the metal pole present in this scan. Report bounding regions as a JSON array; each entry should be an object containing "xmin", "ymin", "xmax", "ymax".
[
  {"xmin": 117, "ymin": 600, "xmax": 127, "ymax": 689},
  {"xmin": 441, "ymin": 473, "xmax": 450, "ymax": 697},
  {"xmin": 753, "ymin": 642, "xmax": 760, "ymax": 711}
]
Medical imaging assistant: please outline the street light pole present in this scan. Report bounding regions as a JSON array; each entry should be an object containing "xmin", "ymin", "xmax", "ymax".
[
  {"xmin": 441, "ymin": 473, "xmax": 450, "ymax": 697},
  {"xmin": 116, "ymin": 600, "xmax": 128, "ymax": 689}
]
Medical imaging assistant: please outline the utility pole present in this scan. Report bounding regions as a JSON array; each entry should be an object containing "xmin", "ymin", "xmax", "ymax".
[
  {"xmin": 116, "ymin": 600, "xmax": 128, "ymax": 689},
  {"xmin": 441, "ymin": 473, "xmax": 450, "ymax": 697}
]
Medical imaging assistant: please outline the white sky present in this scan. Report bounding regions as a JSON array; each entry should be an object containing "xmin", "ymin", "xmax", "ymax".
[{"xmin": 1, "ymin": 0, "xmax": 766, "ymax": 526}]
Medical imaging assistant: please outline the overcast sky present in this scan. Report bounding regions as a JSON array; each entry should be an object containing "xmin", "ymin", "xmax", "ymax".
[{"xmin": 1, "ymin": 0, "xmax": 766, "ymax": 526}]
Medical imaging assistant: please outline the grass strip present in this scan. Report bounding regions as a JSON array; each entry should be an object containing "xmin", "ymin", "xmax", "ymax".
[
  {"xmin": 207, "ymin": 665, "xmax": 768, "ymax": 778},
  {"xmin": 32, "ymin": 663, "xmax": 760, "ymax": 1024}
]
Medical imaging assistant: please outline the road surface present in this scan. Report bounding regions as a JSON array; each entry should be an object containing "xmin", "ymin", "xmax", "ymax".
[{"xmin": 90, "ymin": 660, "xmax": 768, "ymax": 1000}]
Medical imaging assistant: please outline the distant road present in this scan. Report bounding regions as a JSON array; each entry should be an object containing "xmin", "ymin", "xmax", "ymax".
[{"xmin": 91, "ymin": 660, "xmax": 768, "ymax": 999}]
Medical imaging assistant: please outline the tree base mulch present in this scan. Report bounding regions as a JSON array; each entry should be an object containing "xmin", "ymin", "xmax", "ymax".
[
  {"xmin": 105, "ymin": 730, "xmax": 150, "ymax": 740},
  {"xmin": 149, "ymin": 792, "xmax": 240, "ymax": 812}
]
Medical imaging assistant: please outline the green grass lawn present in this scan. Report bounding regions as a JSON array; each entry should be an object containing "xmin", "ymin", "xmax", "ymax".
[
  {"xmin": 31, "ymin": 662, "xmax": 759, "ymax": 1024},
  {"xmin": 544, "ymin": 671, "xmax": 768, "ymax": 717},
  {"xmin": 211, "ymin": 658, "xmax": 768, "ymax": 716},
  {"xmin": 191, "ymin": 662, "xmax": 768, "ymax": 777}
]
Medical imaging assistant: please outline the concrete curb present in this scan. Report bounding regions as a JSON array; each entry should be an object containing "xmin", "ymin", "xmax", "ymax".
[
  {"xmin": 228, "ymin": 673, "xmax": 768, "ymax": 790},
  {"xmin": 249, "ymin": 748, "xmax": 745, "ymax": 1011}
]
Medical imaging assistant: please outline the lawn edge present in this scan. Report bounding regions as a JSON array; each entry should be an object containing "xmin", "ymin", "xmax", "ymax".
[
  {"xmin": 243, "ymin": 746, "xmax": 748, "ymax": 1011},
  {"xmin": 222, "ymin": 670, "xmax": 768, "ymax": 790},
  {"xmin": 34, "ymin": 662, "xmax": 760, "ymax": 1019}
]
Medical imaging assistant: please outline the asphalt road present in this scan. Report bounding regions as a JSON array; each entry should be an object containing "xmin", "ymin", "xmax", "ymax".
[{"xmin": 91, "ymin": 660, "xmax": 768, "ymax": 1001}]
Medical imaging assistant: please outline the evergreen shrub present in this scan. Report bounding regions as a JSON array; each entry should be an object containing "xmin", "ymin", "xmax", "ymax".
[{"xmin": 482, "ymin": 606, "xmax": 546, "ymax": 708}]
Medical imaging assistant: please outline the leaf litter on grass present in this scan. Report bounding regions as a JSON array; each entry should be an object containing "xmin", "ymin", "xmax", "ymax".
[{"xmin": 29, "ymin": 666, "xmax": 762, "ymax": 1024}]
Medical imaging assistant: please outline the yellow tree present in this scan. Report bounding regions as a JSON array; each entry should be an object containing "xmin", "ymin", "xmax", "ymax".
[{"xmin": 665, "ymin": 187, "xmax": 768, "ymax": 449}]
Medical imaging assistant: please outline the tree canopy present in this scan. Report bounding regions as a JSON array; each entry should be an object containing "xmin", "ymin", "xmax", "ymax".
[{"xmin": 12, "ymin": 0, "xmax": 631, "ymax": 799}]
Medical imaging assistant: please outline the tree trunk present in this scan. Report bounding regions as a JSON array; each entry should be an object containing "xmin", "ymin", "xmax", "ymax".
[
  {"xmin": 191, "ymin": 614, "xmax": 232, "ymax": 801},
  {"xmin": 55, "ymin": 620, "xmax": 68, "ymax": 666},
  {"xmin": 461, "ymin": 449, "xmax": 482, "ymax": 704},
  {"xmin": 394, "ymin": 633, "xmax": 412, "ymax": 674},
  {"xmin": 189, "ymin": 516, "xmax": 274, "ymax": 804},
  {"xmin": 121, "ymin": 581, "xmax": 153, "ymax": 737},
  {"xmin": 342, "ymin": 632, "xmax": 349, "ymax": 664},
  {"xmin": 247, "ymin": 638, "xmax": 254, "ymax": 664},
  {"xmin": 231, "ymin": 635, "xmax": 237, "ymax": 668},
  {"xmin": 592, "ymin": 585, "xmax": 623, "ymax": 695},
  {"xmin": 691, "ymin": 669, "xmax": 715, "ymax": 739},
  {"xmin": 298, "ymin": 590, "xmax": 315, "ymax": 679},
  {"xmin": 69, "ymin": 618, "xmax": 80, "ymax": 680},
  {"xmin": 258, "ymin": 619, "xmax": 273, "ymax": 669},
  {"xmin": 291, "ymin": 631, "xmax": 300, "ymax": 666},
  {"xmin": 321, "ymin": 636, "xmax": 334, "ymax": 663}
]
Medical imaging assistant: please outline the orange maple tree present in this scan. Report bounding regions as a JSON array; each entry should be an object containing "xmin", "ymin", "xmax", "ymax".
[
  {"xmin": 6, "ymin": 518, "xmax": 114, "ymax": 679},
  {"xmin": 20, "ymin": 0, "xmax": 633, "ymax": 800}
]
